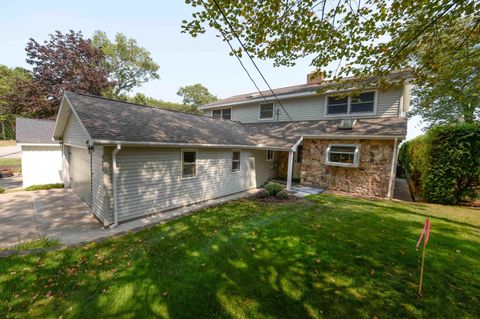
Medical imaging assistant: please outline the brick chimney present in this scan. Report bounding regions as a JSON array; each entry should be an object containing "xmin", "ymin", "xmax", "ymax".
[{"xmin": 307, "ymin": 71, "xmax": 324, "ymax": 84}]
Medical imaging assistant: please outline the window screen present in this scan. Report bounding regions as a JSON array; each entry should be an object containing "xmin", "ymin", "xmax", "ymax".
[
  {"xmin": 260, "ymin": 103, "xmax": 274, "ymax": 119},
  {"xmin": 326, "ymin": 96, "xmax": 349, "ymax": 115},
  {"xmin": 350, "ymin": 92, "xmax": 375, "ymax": 113},
  {"xmin": 182, "ymin": 150, "xmax": 197, "ymax": 177},
  {"xmin": 232, "ymin": 151, "xmax": 241, "ymax": 171}
]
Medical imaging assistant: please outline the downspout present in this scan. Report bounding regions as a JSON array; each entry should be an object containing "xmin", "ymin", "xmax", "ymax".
[
  {"xmin": 111, "ymin": 144, "xmax": 121, "ymax": 228},
  {"xmin": 387, "ymin": 138, "xmax": 399, "ymax": 199}
]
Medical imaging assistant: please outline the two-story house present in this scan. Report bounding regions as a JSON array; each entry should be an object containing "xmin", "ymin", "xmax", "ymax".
[{"xmin": 51, "ymin": 71, "xmax": 410, "ymax": 227}]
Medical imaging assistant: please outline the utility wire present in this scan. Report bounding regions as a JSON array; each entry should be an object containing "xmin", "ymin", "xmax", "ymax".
[
  {"xmin": 199, "ymin": 0, "xmax": 268, "ymax": 103},
  {"xmin": 208, "ymin": 0, "xmax": 298, "ymax": 127}
]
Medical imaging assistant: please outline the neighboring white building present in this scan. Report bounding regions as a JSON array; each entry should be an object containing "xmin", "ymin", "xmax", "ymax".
[{"xmin": 16, "ymin": 118, "xmax": 62, "ymax": 188}]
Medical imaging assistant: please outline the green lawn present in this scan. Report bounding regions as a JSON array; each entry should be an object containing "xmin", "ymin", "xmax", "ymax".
[{"xmin": 0, "ymin": 194, "xmax": 479, "ymax": 318}]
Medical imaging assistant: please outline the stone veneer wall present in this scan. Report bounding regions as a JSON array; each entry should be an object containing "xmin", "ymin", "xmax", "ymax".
[{"xmin": 300, "ymin": 139, "xmax": 395, "ymax": 197}]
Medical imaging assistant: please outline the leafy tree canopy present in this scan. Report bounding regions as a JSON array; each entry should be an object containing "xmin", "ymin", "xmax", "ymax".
[
  {"xmin": 0, "ymin": 65, "xmax": 31, "ymax": 109},
  {"xmin": 408, "ymin": 18, "xmax": 479, "ymax": 127},
  {"xmin": 182, "ymin": 0, "xmax": 479, "ymax": 125},
  {"xmin": 182, "ymin": 1, "xmax": 478, "ymax": 82},
  {"xmin": 4, "ymin": 30, "xmax": 111, "ymax": 118},
  {"xmin": 92, "ymin": 31, "xmax": 160, "ymax": 96},
  {"xmin": 120, "ymin": 92, "xmax": 200, "ymax": 114},
  {"xmin": 177, "ymin": 83, "xmax": 217, "ymax": 107}
]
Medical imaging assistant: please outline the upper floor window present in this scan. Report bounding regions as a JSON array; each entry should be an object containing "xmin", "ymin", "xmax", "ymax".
[
  {"xmin": 212, "ymin": 108, "xmax": 231, "ymax": 120},
  {"xmin": 326, "ymin": 91, "xmax": 376, "ymax": 116},
  {"xmin": 182, "ymin": 149, "xmax": 197, "ymax": 178},
  {"xmin": 326, "ymin": 144, "xmax": 360, "ymax": 167},
  {"xmin": 232, "ymin": 150, "xmax": 241, "ymax": 171},
  {"xmin": 259, "ymin": 102, "xmax": 274, "ymax": 119}
]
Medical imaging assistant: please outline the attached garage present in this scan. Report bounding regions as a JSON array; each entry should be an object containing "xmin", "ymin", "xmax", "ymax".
[{"xmin": 68, "ymin": 147, "xmax": 91, "ymax": 206}]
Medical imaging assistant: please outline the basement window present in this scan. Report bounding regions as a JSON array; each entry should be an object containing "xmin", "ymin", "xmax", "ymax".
[
  {"xmin": 212, "ymin": 108, "xmax": 232, "ymax": 120},
  {"xmin": 326, "ymin": 144, "xmax": 360, "ymax": 167},
  {"xmin": 182, "ymin": 149, "xmax": 197, "ymax": 178},
  {"xmin": 232, "ymin": 150, "xmax": 241, "ymax": 171}
]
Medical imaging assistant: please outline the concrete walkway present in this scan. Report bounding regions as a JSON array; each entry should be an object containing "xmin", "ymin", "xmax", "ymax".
[
  {"xmin": 394, "ymin": 177, "xmax": 413, "ymax": 201},
  {"xmin": 0, "ymin": 188, "xmax": 258, "ymax": 249}
]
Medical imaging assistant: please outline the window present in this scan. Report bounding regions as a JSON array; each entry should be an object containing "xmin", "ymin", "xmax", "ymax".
[
  {"xmin": 259, "ymin": 102, "xmax": 274, "ymax": 119},
  {"xmin": 326, "ymin": 91, "xmax": 375, "ymax": 116},
  {"xmin": 350, "ymin": 92, "xmax": 375, "ymax": 113},
  {"xmin": 182, "ymin": 150, "xmax": 197, "ymax": 178},
  {"xmin": 326, "ymin": 144, "xmax": 360, "ymax": 167},
  {"xmin": 296, "ymin": 145, "xmax": 303, "ymax": 163},
  {"xmin": 232, "ymin": 150, "xmax": 241, "ymax": 171},
  {"xmin": 266, "ymin": 149, "xmax": 274, "ymax": 161},
  {"xmin": 212, "ymin": 108, "xmax": 232, "ymax": 120},
  {"xmin": 326, "ymin": 96, "xmax": 349, "ymax": 115}
]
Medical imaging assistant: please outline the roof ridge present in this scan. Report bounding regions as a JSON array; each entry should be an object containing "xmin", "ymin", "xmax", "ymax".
[{"xmin": 66, "ymin": 91, "xmax": 241, "ymax": 124}]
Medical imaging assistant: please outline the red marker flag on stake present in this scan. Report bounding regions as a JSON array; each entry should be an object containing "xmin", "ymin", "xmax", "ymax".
[
  {"xmin": 416, "ymin": 218, "xmax": 431, "ymax": 249},
  {"xmin": 417, "ymin": 218, "xmax": 431, "ymax": 296}
]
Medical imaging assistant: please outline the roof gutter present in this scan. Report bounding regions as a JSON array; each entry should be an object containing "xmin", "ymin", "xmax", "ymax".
[
  {"xmin": 301, "ymin": 134, "xmax": 406, "ymax": 140},
  {"xmin": 92, "ymin": 139, "xmax": 291, "ymax": 151},
  {"xmin": 111, "ymin": 144, "xmax": 122, "ymax": 228}
]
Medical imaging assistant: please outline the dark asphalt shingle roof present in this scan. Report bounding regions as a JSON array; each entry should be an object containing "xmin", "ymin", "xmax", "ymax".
[
  {"xmin": 65, "ymin": 92, "xmax": 407, "ymax": 149},
  {"xmin": 16, "ymin": 118, "xmax": 58, "ymax": 144}
]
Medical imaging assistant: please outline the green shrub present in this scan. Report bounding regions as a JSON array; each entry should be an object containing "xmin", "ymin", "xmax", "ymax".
[
  {"xmin": 25, "ymin": 183, "xmax": 64, "ymax": 191},
  {"xmin": 256, "ymin": 189, "xmax": 270, "ymax": 199},
  {"xmin": 0, "ymin": 187, "xmax": 5, "ymax": 194},
  {"xmin": 276, "ymin": 190, "xmax": 289, "ymax": 200},
  {"xmin": 399, "ymin": 123, "xmax": 480, "ymax": 204},
  {"xmin": 264, "ymin": 182, "xmax": 284, "ymax": 196}
]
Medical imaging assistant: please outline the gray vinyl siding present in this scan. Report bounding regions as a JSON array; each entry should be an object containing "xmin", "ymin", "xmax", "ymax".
[
  {"xmin": 207, "ymin": 87, "xmax": 403, "ymax": 123},
  {"xmin": 63, "ymin": 113, "xmax": 88, "ymax": 147},
  {"xmin": 112, "ymin": 147, "xmax": 275, "ymax": 222},
  {"xmin": 91, "ymin": 146, "xmax": 105, "ymax": 223}
]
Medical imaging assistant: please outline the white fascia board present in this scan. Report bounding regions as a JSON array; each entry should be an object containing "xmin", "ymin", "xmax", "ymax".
[
  {"xmin": 64, "ymin": 95, "xmax": 94, "ymax": 144},
  {"xmin": 18, "ymin": 143, "xmax": 61, "ymax": 147},
  {"xmin": 92, "ymin": 139, "xmax": 291, "ymax": 151}
]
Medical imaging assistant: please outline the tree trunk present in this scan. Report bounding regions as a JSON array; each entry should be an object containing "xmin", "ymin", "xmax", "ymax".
[{"xmin": 1, "ymin": 121, "xmax": 5, "ymax": 140}]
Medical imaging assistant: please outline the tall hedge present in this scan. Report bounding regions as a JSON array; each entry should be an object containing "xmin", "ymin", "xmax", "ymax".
[{"xmin": 398, "ymin": 123, "xmax": 480, "ymax": 205}]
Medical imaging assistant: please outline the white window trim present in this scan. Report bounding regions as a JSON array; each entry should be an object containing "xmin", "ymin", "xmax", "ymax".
[
  {"xmin": 259, "ymin": 102, "xmax": 274, "ymax": 120},
  {"xmin": 181, "ymin": 149, "xmax": 198, "ymax": 179},
  {"xmin": 231, "ymin": 149, "xmax": 241, "ymax": 172},
  {"xmin": 212, "ymin": 108, "xmax": 232, "ymax": 120},
  {"xmin": 266, "ymin": 149, "xmax": 274, "ymax": 161},
  {"xmin": 324, "ymin": 90, "xmax": 377, "ymax": 117},
  {"xmin": 325, "ymin": 144, "xmax": 360, "ymax": 168}
]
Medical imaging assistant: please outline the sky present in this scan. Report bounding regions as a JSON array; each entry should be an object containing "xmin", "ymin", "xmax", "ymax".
[{"xmin": 0, "ymin": 0, "xmax": 425, "ymax": 139}]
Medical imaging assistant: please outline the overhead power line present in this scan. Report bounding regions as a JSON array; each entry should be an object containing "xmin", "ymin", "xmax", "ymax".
[
  {"xmin": 206, "ymin": 0, "xmax": 298, "ymax": 127},
  {"xmin": 199, "ymin": 0, "xmax": 267, "ymax": 103}
]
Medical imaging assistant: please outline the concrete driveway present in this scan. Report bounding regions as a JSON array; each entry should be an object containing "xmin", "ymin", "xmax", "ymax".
[
  {"xmin": 0, "ymin": 188, "xmax": 102, "ymax": 248},
  {"xmin": 0, "ymin": 187, "xmax": 258, "ymax": 249},
  {"xmin": 0, "ymin": 145, "xmax": 21, "ymax": 158}
]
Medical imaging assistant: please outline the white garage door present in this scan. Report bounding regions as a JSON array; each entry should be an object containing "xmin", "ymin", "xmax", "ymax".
[{"xmin": 69, "ymin": 147, "xmax": 91, "ymax": 206}]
